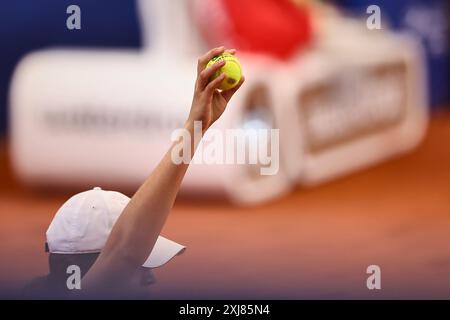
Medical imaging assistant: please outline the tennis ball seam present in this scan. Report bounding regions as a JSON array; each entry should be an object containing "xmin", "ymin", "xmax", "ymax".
[{"xmin": 207, "ymin": 53, "xmax": 242, "ymax": 90}]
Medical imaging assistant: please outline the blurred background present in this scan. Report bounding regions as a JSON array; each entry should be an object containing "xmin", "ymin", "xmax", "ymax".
[{"xmin": 0, "ymin": 0, "xmax": 449, "ymax": 298}]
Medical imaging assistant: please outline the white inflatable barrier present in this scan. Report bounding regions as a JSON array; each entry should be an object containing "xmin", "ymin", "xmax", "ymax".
[
  {"xmin": 9, "ymin": 50, "xmax": 291, "ymax": 205},
  {"xmin": 138, "ymin": 0, "xmax": 207, "ymax": 58},
  {"xmin": 274, "ymin": 18, "xmax": 428, "ymax": 185}
]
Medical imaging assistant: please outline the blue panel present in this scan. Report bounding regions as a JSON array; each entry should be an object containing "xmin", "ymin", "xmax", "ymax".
[
  {"xmin": 335, "ymin": 0, "xmax": 450, "ymax": 109},
  {"xmin": 0, "ymin": 0, "xmax": 142, "ymax": 136}
]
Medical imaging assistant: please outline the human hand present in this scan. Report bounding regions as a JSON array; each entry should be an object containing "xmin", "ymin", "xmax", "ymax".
[{"xmin": 187, "ymin": 46, "xmax": 245, "ymax": 133}]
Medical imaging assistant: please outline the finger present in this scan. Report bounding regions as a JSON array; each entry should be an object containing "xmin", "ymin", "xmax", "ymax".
[
  {"xmin": 197, "ymin": 46, "xmax": 225, "ymax": 74},
  {"xmin": 222, "ymin": 76, "xmax": 245, "ymax": 102},
  {"xmin": 226, "ymin": 49, "xmax": 237, "ymax": 55},
  {"xmin": 198, "ymin": 60, "xmax": 225, "ymax": 90},
  {"xmin": 205, "ymin": 73, "xmax": 226, "ymax": 94}
]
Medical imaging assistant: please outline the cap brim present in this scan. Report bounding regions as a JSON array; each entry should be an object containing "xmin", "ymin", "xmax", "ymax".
[{"xmin": 142, "ymin": 236, "xmax": 186, "ymax": 268}]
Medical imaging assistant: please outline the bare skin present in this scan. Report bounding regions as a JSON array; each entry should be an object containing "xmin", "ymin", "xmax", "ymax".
[{"xmin": 82, "ymin": 46, "xmax": 245, "ymax": 294}]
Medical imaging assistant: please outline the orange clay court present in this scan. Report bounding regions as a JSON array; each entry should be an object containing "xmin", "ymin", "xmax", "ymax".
[{"xmin": 0, "ymin": 109, "xmax": 450, "ymax": 299}]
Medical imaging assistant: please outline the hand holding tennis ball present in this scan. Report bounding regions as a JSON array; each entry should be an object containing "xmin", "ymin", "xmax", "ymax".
[
  {"xmin": 188, "ymin": 47, "xmax": 245, "ymax": 132},
  {"xmin": 206, "ymin": 52, "xmax": 243, "ymax": 91}
]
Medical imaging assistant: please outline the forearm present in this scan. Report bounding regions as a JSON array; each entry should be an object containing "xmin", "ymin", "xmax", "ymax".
[
  {"xmin": 83, "ymin": 120, "xmax": 199, "ymax": 286},
  {"xmin": 107, "ymin": 120, "xmax": 198, "ymax": 256}
]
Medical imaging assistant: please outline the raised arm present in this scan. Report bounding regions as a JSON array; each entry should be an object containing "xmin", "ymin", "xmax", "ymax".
[{"xmin": 82, "ymin": 47, "xmax": 244, "ymax": 291}]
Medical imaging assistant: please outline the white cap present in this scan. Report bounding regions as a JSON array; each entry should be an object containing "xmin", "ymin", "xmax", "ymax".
[{"xmin": 46, "ymin": 187, "xmax": 185, "ymax": 268}]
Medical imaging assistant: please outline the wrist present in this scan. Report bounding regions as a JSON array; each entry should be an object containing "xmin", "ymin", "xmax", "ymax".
[
  {"xmin": 181, "ymin": 119, "xmax": 204, "ymax": 156},
  {"xmin": 183, "ymin": 118, "xmax": 194, "ymax": 132},
  {"xmin": 184, "ymin": 118, "xmax": 208, "ymax": 134}
]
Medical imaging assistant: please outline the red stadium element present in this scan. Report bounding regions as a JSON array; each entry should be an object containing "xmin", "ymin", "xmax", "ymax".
[{"xmin": 191, "ymin": 0, "xmax": 313, "ymax": 60}]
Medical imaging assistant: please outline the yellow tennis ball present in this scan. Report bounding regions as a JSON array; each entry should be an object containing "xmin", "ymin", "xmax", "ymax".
[{"xmin": 206, "ymin": 52, "xmax": 242, "ymax": 91}]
